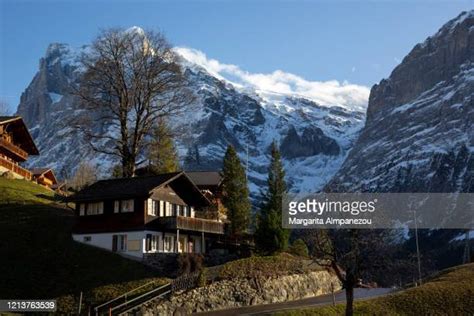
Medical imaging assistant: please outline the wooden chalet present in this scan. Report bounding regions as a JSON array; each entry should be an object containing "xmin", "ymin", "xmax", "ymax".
[
  {"xmin": 0, "ymin": 116, "xmax": 39, "ymax": 180},
  {"xmin": 69, "ymin": 172, "xmax": 225, "ymax": 258},
  {"xmin": 32, "ymin": 168, "xmax": 58, "ymax": 189},
  {"xmin": 186, "ymin": 171, "xmax": 225, "ymax": 219}
]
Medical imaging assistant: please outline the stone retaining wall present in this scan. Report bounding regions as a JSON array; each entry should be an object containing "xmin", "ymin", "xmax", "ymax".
[{"xmin": 143, "ymin": 270, "xmax": 341, "ymax": 314}]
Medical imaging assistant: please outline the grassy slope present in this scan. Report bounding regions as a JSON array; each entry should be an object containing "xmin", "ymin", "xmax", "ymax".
[
  {"xmin": 0, "ymin": 178, "xmax": 167, "ymax": 313},
  {"xmin": 278, "ymin": 263, "xmax": 474, "ymax": 316}
]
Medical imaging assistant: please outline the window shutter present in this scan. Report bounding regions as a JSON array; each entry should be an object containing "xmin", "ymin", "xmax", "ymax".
[
  {"xmin": 147, "ymin": 199, "xmax": 152, "ymax": 215},
  {"xmin": 112, "ymin": 235, "xmax": 118, "ymax": 252},
  {"xmin": 114, "ymin": 201, "xmax": 119, "ymax": 213}
]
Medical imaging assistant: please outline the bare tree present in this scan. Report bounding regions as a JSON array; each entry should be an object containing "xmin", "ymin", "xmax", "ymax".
[
  {"xmin": 74, "ymin": 27, "xmax": 193, "ymax": 177},
  {"xmin": 0, "ymin": 100, "xmax": 11, "ymax": 116},
  {"xmin": 68, "ymin": 162, "xmax": 97, "ymax": 192},
  {"xmin": 307, "ymin": 229, "xmax": 397, "ymax": 316}
]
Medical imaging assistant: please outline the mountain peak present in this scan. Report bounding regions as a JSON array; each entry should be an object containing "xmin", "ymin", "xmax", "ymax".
[{"xmin": 125, "ymin": 26, "xmax": 145, "ymax": 36}]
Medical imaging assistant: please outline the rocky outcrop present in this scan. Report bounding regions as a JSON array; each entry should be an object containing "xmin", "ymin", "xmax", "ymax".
[
  {"xmin": 327, "ymin": 11, "xmax": 474, "ymax": 193},
  {"xmin": 281, "ymin": 125, "xmax": 340, "ymax": 159},
  {"xmin": 143, "ymin": 270, "xmax": 340, "ymax": 315}
]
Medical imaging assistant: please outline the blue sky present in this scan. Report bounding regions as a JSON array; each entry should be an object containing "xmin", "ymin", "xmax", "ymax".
[{"xmin": 1, "ymin": 0, "xmax": 473, "ymax": 113}]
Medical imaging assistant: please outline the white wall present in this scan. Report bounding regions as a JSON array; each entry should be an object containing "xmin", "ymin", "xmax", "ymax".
[
  {"xmin": 73, "ymin": 231, "xmax": 147, "ymax": 258},
  {"xmin": 72, "ymin": 230, "xmax": 207, "ymax": 258}
]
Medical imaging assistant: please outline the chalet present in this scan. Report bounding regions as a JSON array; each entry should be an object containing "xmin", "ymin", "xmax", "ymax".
[
  {"xmin": 32, "ymin": 168, "xmax": 58, "ymax": 189},
  {"xmin": 0, "ymin": 116, "xmax": 39, "ymax": 180},
  {"xmin": 69, "ymin": 172, "xmax": 225, "ymax": 259},
  {"xmin": 186, "ymin": 171, "xmax": 225, "ymax": 218},
  {"xmin": 186, "ymin": 171, "xmax": 222, "ymax": 195}
]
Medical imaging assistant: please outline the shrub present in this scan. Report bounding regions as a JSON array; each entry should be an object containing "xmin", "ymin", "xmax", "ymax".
[
  {"xmin": 197, "ymin": 268, "xmax": 208, "ymax": 287},
  {"xmin": 288, "ymin": 239, "xmax": 309, "ymax": 258},
  {"xmin": 178, "ymin": 253, "xmax": 204, "ymax": 275}
]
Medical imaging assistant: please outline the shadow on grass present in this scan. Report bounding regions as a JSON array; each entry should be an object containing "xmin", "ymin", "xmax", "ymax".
[{"xmin": 0, "ymin": 203, "xmax": 164, "ymax": 307}]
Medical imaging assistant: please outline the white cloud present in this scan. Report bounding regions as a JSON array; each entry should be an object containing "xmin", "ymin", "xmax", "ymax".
[{"xmin": 175, "ymin": 47, "xmax": 370, "ymax": 111}]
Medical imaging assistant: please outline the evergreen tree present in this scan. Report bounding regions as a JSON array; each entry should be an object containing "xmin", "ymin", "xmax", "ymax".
[
  {"xmin": 147, "ymin": 120, "xmax": 179, "ymax": 174},
  {"xmin": 255, "ymin": 141, "xmax": 290, "ymax": 254},
  {"xmin": 221, "ymin": 145, "xmax": 251, "ymax": 236}
]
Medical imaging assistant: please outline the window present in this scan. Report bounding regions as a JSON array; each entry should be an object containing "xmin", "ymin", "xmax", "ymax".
[
  {"xmin": 145, "ymin": 234, "xmax": 159, "ymax": 252},
  {"xmin": 114, "ymin": 200, "xmax": 134, "ymax": 213},
  {"xmin": 159, "ymin": 201, "xmax": 164, "ymax": 217},
  {"xmin": 87, "ymin": 202, "xmax": 103, "ymax": 215},
  {"xmin": 147, "ymin": 199, "xmax": 156, "ymax": 216},
  {"xmin": 83, "ymin": 236, "xmax": 91, "ymax": 242},
  {"xmin": 164, "ymin": 235, "xmax": 174, "ymax": 252},
  {"xmin": 183, "ymin": 206, "xmax": 189, "ymax": 217},
  {"xmin": 121, "ymin": 200, "xmax": 134, "ymax": 213},
  {"xmin": 190, "ymin": 206, "xmax": 195, "ymax": 218},
  {"xmin": 79, "ymin": 204, "xmax": 85, "ymax": 216},
  {"xmin": 165, "ymin": 202, "xmax": 172, "ymax": 216},
  {"xmin": 113, "ymin": 234, "xmax": 127, "ymax": 252}
]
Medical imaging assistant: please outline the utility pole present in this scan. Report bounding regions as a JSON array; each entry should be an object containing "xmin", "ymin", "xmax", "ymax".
[
  {"xmin": 463, "ymin": 229, "xmax": 471, "ymax": 264},
  {"xmin": 414, "ymin": 209, "xmax": 422, "ymax": 285}
]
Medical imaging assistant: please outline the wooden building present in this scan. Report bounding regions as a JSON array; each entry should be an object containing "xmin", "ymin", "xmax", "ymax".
[
  {"xmin": 69, "ymin": 172, "xmax": 225, "ymax": 259},
  {"xmin": 32, "ymin": 168, "xmax": 58, "ymax": 189},
  {"xmin": 0, "ymin": 116, "xmax": 39, "ymax": 180}
]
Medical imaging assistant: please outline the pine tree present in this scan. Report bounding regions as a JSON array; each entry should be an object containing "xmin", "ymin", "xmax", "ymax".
[
  {"xmin": 255, "ymin": 141, "xmax": 290, "ymax": 254},
  {"xmin": 221, "ymin": 145, "xmax": 251, "ymax": 236},
  {"xmin": 147, "ymin": 120, "xmax": 179, "ymax": 174}
]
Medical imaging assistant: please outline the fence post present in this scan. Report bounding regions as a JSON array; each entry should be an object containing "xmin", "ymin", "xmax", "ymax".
[{"xmin": 78, "ymin": 291, "xmax": 83, "ymax": 315}]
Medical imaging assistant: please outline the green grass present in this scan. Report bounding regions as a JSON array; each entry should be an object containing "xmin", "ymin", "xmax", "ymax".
[
  {"xmin": 277, "ymin": 263, "xmax": 474, "ymax": 316},
  {"xmin": 215, "ymin": 253, "xmax": 322, "ymax": 280},
  {"xmin": 0, "ymin": 178, "xmax": 168, "ymax": 314}
]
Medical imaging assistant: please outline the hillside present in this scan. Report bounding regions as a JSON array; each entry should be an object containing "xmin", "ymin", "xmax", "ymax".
[
  {"xmin": 0, "ymin": 178, "xmax": 167, "ymax": 313},
  {"xmin": 279, "ymin": 263, "xmax": 474, "ymax": 315}
]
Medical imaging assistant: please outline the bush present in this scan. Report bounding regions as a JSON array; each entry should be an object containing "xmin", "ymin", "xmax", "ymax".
[
  {"xmin": 288, "ymin": 239, "xmax": 309, "ymax": 258},
  {"xmin": 197, "ymin": 268, "xmax": 208, "ymax": 287},
  {"xmin": 178, "ymin": 253, "xmax": 204, "ymax": 275}
]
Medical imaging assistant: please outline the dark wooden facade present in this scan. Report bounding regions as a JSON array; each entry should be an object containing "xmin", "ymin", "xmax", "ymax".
[
  {"xmin": 71, "ymin": 173, "xmax": 225, "ymax": 235},
  {"xmin": 0, "ymin": 116, "xmax": 39, "ymax": 180}
]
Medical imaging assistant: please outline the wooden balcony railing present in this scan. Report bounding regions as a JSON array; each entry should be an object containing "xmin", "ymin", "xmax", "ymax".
[
  {"xmin": 156, "ymin": 216, "xmax": 225, "ymax": 234},
  {"xmin": 0, "ymin": 138, "xmax": 28, "ymax": 161},
  {"xmin": 0, "ymin": 155, "xmax": 32, "ymax": 180}
]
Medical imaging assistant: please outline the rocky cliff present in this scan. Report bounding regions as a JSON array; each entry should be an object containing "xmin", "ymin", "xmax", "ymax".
[{"xmin": 327, "ymin": 11, "xmax": 474, "ymax": 193}]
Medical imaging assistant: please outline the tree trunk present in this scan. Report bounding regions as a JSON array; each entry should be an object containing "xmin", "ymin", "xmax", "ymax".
[
  {"xmin": 345, "ymin": 284, "xmax": 354, "ymax": 316},
  {"xmin": 122, "ymin": 155, "xmax": 136, "ymax": 178}
]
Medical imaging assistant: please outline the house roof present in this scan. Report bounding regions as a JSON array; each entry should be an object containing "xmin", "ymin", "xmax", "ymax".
[
  {"xmin": 0, "ymin": 116, "xmax": 39, "ymax": 155},
  {"xmin": 69, "ymin": 172, "xmax": 211, "ymax": 207},
  {"xmin": 31, "ymin": 168, "xmax": 58, "ymax": 184},
  {"xmin": 185, "ymin": 171, "xmax": 222, "ymax": 187}
]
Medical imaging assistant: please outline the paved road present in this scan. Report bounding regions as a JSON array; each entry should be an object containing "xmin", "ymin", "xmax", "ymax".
[{"xmin": 194, "ymin": 288, "xmax": 393, "ymax": 316}]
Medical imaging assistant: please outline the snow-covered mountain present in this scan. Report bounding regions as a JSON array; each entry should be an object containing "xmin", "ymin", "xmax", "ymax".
[
  {"xmin": 16, "ymin": 35, "xmax": 367, "ymax": 197},
  {"xmin": 326, "ymin": 10, "xmax": 474, "ymax": 193}
]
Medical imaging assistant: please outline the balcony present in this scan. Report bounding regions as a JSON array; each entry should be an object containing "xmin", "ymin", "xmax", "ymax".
[
  {"xmin": 152, "ymin": 216, "xmax": 225, "ymax": 234},
  {"xmin": 0, "ymin": 138, "xmax": 28, "ymax": 161},
  {"xmin": 0, "ymin": 155, "xmax": 32, "ymax": 180}
]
